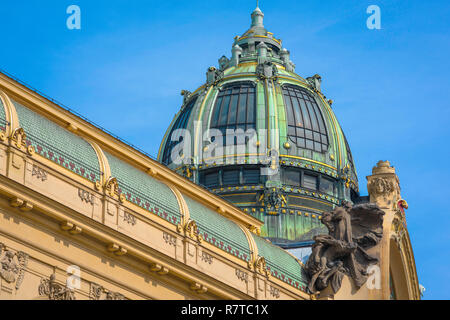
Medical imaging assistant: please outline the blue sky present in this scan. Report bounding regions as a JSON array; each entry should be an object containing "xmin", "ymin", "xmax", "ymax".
[{"xmin": 0, "ymin": 0, "xmax": 449, "ymax": 299}]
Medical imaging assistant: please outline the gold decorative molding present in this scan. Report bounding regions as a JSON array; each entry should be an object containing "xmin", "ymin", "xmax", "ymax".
[
  {"xmin": 85, "ymin": 139, "xmax": 110, "ymax": 188},
  {"xmin": 190, "ymin": 282, "xmax": 208, "ymax": 294},
  {"xmin": 107, "ymin": 243, "xmax": 127, "ymax": 256},
  {"xmin": 184, "ymin": 219, "xmax": 202, "ymax": 243},
  {"xmin": 104, "ymin": 177, "xmax": 119, "ymax": 198},
  {"xmin": 10, "ymin": 127, "xmax": 26, "ymax": 149},
  {"xmin": 166, "ymin": 183, "xmax": 190, "ymax": 228},
  {"xmin": 60, "ymin": 221, "xmax": 83, "ymax": 235},
  {"xmin": 149, "ymin": 263, "xmax": 169, "ymax": 275},
  {"xmin": 0, "ymin": 89, "xmax": 19, "ymax": 136},
  {"xmin": 9, "ymin": 197, "xmax": 33, "ymax": 212},
  {"xmin": 254, "ymin": 256, "xmax": 270, "ymax": 278}
]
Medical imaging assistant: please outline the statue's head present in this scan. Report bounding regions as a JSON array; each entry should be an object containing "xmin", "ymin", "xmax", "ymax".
[{"xmin": 341, "ymin": 200, "xmax": 352, "ymax": 210}]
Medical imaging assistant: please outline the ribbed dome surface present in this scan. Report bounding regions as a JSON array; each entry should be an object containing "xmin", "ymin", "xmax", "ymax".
[{"xmin": 158, "ymin": 7, "xmax": 358, "ymax": 247}]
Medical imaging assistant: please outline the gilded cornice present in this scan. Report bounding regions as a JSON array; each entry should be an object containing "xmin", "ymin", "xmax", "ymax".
[{"xmin": 0, "ymin": 89, "xmax": 19, "ymax": 136}]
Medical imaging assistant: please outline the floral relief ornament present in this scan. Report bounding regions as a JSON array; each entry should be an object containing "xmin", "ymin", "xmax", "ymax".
[{"xmin": 0, "ymin": 243, "xmax": 29, "ymax": 290}]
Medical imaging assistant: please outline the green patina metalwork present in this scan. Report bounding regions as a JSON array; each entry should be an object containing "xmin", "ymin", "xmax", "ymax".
[
  {"xmin": 184, "ymin": 196, "xmax": 251, "ymax": 262},
  {"xmin": 14, "ymin": 100, "xmax": 102, "ymax": 182},
  {"xmin": 104, "ymin": 151, "xmax": 181, "ymax": 225},
  {"xmin": 158, "ymin": 6, "xmax": 359, "ymax": 246},
  {"xmin": 252, "ymin": 233, "xmax": 307, "ymax": 291}
]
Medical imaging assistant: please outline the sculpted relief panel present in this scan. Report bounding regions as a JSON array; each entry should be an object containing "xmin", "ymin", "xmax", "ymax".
[
  {"xmin": 0, "ymin": 243, "xmax": 28, "ymax": 292},
  {"xmin": 305, "ymin": 201, "xmax": 385, "ymax": 294}
]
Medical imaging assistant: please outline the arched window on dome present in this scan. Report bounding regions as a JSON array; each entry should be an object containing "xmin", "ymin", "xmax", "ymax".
[
  {"xmin": 210, "ymin": 82, "xmax": 256, "ymax": 144},
  {"xmin": 161, "ymin": 97, "xmax": 198, "ymax": 165},
  {"xmin": 282, "ymin": 85, "xmax": 329, "ymax": 153}
]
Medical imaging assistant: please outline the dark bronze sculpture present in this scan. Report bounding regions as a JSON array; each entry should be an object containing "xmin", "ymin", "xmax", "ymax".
[{"xmin": 305, "ymin": 201, "xmax": 384, "ymax": 294}]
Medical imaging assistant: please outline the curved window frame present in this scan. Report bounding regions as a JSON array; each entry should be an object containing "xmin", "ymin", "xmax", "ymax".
[
  {"xmin": 281, "ymin": 84, "xmax": 329, "ymax": 153},
  {"xmin": 210, "ymin": 81, "xmax": 257, "ymax": 143},
  {"xmin": 162, "ymin": 96, "xmax": 198, "ymax": 165}
]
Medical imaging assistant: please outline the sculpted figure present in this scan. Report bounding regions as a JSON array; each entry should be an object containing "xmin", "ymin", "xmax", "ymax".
[{"xmin": 305, "ymin": 201, "xmax": 384, "ymax": 294}]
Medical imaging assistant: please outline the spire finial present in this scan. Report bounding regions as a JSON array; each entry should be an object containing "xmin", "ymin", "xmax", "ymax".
[{"xmin": 251, "ymin": 1, "xmax": 264, "ymax": 27}]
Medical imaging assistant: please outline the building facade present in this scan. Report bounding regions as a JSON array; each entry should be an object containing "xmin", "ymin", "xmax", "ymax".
[{"xmin": 0, "ymin": 7, "xmax": 420, "ymax": 300}]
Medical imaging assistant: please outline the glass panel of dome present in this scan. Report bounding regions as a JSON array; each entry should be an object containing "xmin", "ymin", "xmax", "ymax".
[
  {"xmin": 296, "ymin": 138, "xmax": 305, "ymax": 148},
  {"xmin": 237, "ymin": 95, "xmax": 247, "ymax": 123},
  {"xmin": 218, "ymin": 95, "xmax": 231, "ymax": 126},
  {"xmin": 298, "ymin": 99, "xmax": 311, "ymax": 130},
  {"xmin": 303, "ymin": 173, "xmax": 317, "ymax": 190},
  {"xmin": 247, "ymin": 94, "xmax": 255, "ymax": 123},
  {"xmin": 313, "ymin": 132, "xmax": 320, "ymax": 142},
  {"xmin": 314, "ymin": 142, "xmax": 321, "ymax": 152},
  {"xmin": 282, "ymin": 85, "xmax": 329, "ymax": 153},
  {"xmin": 284, "ymin": 169, "xmax": 300, "ymax": 187},
  {"xmin": 319, "ymin": 176, "xmax": 334, "ymax": 195},
  {"xmin": 223, "ymin": 169, "xmax": 240, "ymax": 186},
  {"xmin": 296, "ymin": 128, "xmax": 304, "ymax": 137},
  {"xmin": 228, "ymin": 95, "xmax": 239, "ymax": 124},
  {"xmin": 210, "ymin": 82, "xmax": 256, "ymax": 140},
  {"xmin": 306, "ymin": 101, "xmax": 319, "ymax": 131},
  {"xmin": 243, "ymin": 169, "xmax": 260, "ymax": 184},
  {"xmin": 288, "ymin": 126, "xmax": 296, "ymax": 136},
  {"xmin": 204, "ymin": 172, "xmax": 219, "ymax": 188},
  {"xmin": 162, "ymin": 97, "xmax": 197, "ymax": 164}
]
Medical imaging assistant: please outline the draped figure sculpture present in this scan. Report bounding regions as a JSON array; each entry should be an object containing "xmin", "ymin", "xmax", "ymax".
[{"xmin": 305, "ymin": 201, "xmax": 385, "ymax": 294}]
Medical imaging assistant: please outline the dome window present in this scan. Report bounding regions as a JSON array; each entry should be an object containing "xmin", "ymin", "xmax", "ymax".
[
  {"xmin": 210, "ymin": 82, "xmax": 256, "ymax": 144},
  {"xmin": 162, "ymin": 97, "xmax": 198, "ymax": 165},
  {"xmin": 282, "ymin": 85, "xmax": 329, "ymax": 153}
]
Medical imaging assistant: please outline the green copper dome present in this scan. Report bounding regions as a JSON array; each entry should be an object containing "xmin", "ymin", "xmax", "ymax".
[{"xmin": 158, "ymin": 6, "xmax": 359, "ymax": 247}]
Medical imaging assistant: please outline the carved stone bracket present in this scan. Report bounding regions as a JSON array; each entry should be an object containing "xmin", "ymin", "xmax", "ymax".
[
  {"xmin": 9, "ymin": 197, "xmax": 33, "ymax": 212},
  {"xmin": 38, "ymin": 274, "xmax": 75, "ymax": 300},
  {"xmin": 190, "ymin": 282, "xmax": 208, "ymax": 294},
  {"xmin": 0, "ymin": 243, "xmax": 29, "ymax": 291},
  {"xmin": 89, "ymin": 282, "xmax": 126, "ymax": 300},
  {"xmin": 60, "ymin": 221, "xmax": 83, "ymax": 235},
  {"xmin": 149, "ymin": 263, "xmax": 169, "ymax": 276},
  {"xmin": 107, "ymin": 243, "xmax": 127, "ymax": 256}
]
